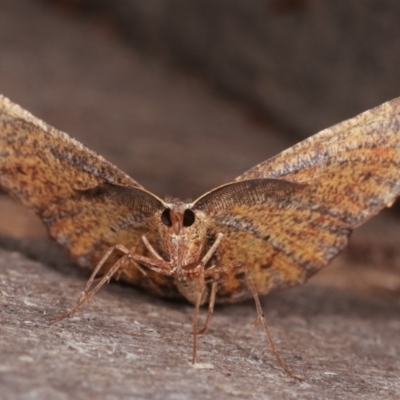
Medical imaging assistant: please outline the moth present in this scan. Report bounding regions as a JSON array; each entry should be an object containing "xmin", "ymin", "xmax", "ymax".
[{"xmin": 0, "ymin": 95, "xmax": 400, "ymax": 380}]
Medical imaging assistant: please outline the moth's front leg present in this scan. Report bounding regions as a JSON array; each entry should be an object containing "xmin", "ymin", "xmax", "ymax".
[
  {"xmin": 82, "ymin": 244, "xmax": 147, "ymax": 296},
  {"xmin": 141, "ymin": 234, "xmax": 163, "ymax": 260},
  {"xmin": 52, "ymin": 244, "xmax": 174, "ymax": 324},
  {"xmin": 51, "ymin": 247, "xmax": 134, "ymax": 324}
]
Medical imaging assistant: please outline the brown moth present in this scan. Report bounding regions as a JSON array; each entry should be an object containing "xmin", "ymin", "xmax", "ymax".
[{"xmin": 1, "ymin": 95, "xmax": 400, "ymax": 380}]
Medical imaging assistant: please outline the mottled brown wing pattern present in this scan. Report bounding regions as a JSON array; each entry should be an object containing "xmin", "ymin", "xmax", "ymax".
[
  {"xmin": 237, "ymin": 98, "xmax": 400, "ymax": 222},
  {"xmin": 1, "ymin": 94, "xmax": 400, "ymax": 305},
  {"xmin": 0, "ymin": 96, "xmax": 167, "ymax": 287},
  {"xmin": 193, "ymin": 98, "xmax": 400, "ymax": 302},
  {"xmin": 193, "ymin": 180, "xmax": 351, "ymax": 301}
]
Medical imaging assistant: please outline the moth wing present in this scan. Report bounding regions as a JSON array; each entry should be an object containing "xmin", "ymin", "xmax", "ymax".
[
  {"xmin": 0, "ymin": 95, "xmax": 165, "ymax": 279},
  {"xmin": 193, "ymin": 98, "xmax": 400, "ymax": 301},
  {"xmin": 236, "ymin": 97, "xmax": 400, "ymax": 226}
]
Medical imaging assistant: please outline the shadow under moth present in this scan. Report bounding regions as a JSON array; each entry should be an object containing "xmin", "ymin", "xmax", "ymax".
[{"xmin": 0, "ymin": 95, "xmax": 399, "ymax": 380}]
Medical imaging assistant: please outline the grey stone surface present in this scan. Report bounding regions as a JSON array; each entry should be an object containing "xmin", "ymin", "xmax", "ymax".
[{"xmin": 1, "ymin": 248, "xmax": 400, "ymax": 399}]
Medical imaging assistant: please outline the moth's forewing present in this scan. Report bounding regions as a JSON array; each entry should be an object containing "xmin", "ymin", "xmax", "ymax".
[
  {"xmin": 192, "ymin": 98, "xmax": 400, "ymax": 302},
  {"xmin": 0, "ymin": 95, "xmax": 174, "ymax": 293},
  {"xmin": 236, "ymin": 97, "xmax": 400, "ymax": 222}
]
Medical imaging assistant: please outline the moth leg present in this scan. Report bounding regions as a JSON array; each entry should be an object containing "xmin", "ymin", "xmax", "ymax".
[
  {"xmin": 197, "ymin": 260, "xmax": 243, "ymax": 334},
  {"xmin": 81, "ymin": 244, "xmax": 147, "ymax": 299},
  {"xmin": 133, "ymin": 236, "xmax": 225, "ymax": 277},
  {"xmin": 141, "ymin": 235, "xmax": 164, "ymax": 260},
  {"xmin": 201, "ymin": 233, "xmax": 224, "ymax": 265},
  {"xmin": 130, "ymin": 254, "xmax": 176, "ymax": 275},
  {"xmin": 196, "ymin": 281, "xmax": 217, "ymax": 335},
  {"xmin": 245, "ymin": 269, "xmax": 304, "ymax": 382},
  {"xmin": 51, "ymin": 253, "xmax": 130, "ymax": 324},
  {"xmin": 191, "ymin": 269, "xmax": 206, "ymax": 364},
  {"xmin": 188, "ymin": 233, "xmax": 223, "ymax": 339}
]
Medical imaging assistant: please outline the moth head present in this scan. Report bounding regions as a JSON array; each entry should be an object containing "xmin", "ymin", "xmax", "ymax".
[
  {"xmin": 158, "ymin": 202, "xmax": 208, "ymax": 269},
  {"xmin": 160, "ymin": 206, "xmax": 195, "ymax": 234}
]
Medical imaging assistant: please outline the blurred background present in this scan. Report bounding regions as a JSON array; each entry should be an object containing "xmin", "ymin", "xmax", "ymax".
[{"xmin": 1, "ymin": 0, "xmax": 400, "ymax": 296}]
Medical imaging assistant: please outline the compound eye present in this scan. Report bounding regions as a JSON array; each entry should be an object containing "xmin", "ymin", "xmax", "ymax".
[
  {"xmin": 183, "ymin": 209, "xmax": 195, "ymax": 227},
  {"xmin": 161, "ymin": 208, "xmax": 172, "ymax": 226}
]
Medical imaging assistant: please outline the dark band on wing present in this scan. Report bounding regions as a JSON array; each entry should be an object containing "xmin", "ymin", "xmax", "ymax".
[
  {"xmin": 78, "ymin": 183, "xmax": 165, "ymax": 216},
  {"xmin": 193, "ymin": 178, "xmax": 305, "ymax": 213}
]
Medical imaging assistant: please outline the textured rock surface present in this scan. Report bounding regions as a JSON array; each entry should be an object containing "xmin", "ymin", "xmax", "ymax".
[{"xmin": 1, "ymin": 248, "xmax": 400, "ymax": 399}]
